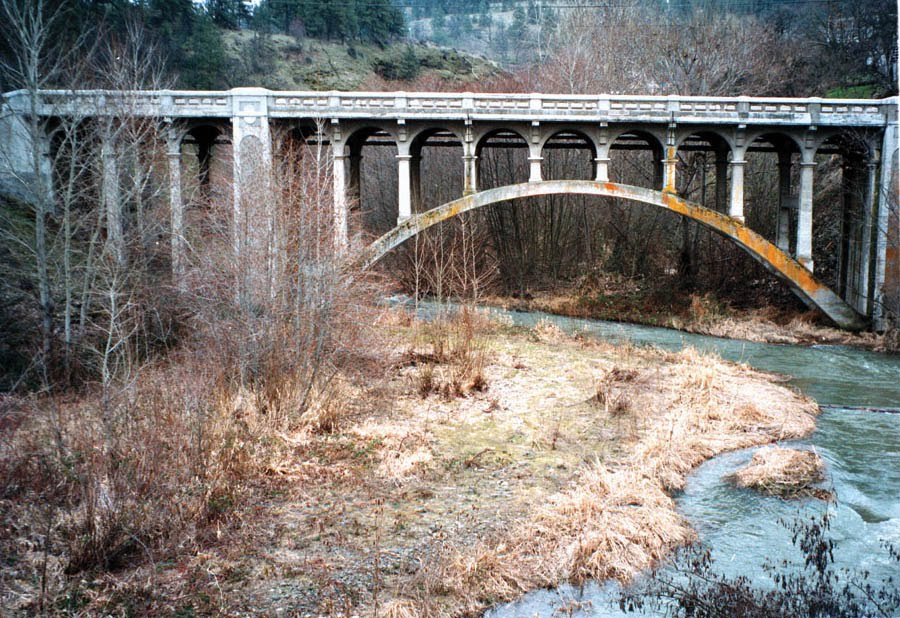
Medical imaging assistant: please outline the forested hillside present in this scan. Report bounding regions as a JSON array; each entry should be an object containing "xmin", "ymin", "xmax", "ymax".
[{"xmin": 0, "ymin": 0, "xmax": 894, "ymax": 96}]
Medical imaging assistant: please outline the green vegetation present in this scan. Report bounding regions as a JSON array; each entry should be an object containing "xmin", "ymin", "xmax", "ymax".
[
  {"xmin": 253, "ymin": 0, "xmax": 404, "ymax": 44},
  {"xmin": 220, "ymin": 31, "xmax": 497, "ymax": 90}
]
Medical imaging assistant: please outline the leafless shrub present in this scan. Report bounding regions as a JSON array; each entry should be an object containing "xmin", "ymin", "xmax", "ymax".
[
  {"xmin": 411, "ymin": 306, "xmax": 490, "ymax": 399},
  {"xmin": 594, "ymin": 366, "xmax": 638, "ymax": 416}
]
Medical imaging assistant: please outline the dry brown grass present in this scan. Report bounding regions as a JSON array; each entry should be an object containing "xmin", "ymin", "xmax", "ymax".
[
  {"xmin": 0, "ymin": 328, "xmax": 389, "ymax": 615},
  {"xmin": 376, "ymin": 335, "xmax": 819, "ymax": 617},
  {"xmin": 6, "ymin": 313, "xmax": 821, "ymax": 617},
  {"xmin": 728, "ymin": 447, "xmax": 830, "ymax": 500},
  {"xmin": 408, "ymin": 306, "xmax": 492, "ymax": 399},
  {"xmin": 0, "ymin": 361, "xmax": 267, "ymax": 613},
  {"xmin": 594, "ymin": 366, "xmax": 638, "ymax": 416}
]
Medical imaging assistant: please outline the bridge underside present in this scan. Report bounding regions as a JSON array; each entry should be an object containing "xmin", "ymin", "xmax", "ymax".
[{"xmin": 361, "ymin": 181, "xmax": 868, "ymax": 331}]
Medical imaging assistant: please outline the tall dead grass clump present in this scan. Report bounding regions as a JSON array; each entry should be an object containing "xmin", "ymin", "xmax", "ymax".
[
  {"xmin": 411, "ymin": 306, "xmax": 490, "ymax": 398},
  {"xmin": 728, "ymin": 447, "xmax": 830, "ymax": 500},
  {"xmin": 594, "ymin": 366, "xmax": 638, "ymax": 416}
]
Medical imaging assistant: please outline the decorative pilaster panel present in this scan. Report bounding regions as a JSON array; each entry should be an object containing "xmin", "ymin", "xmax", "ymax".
[{"xmin": 231, "ymin": 88, "xmax": 274, "ymax": 298}]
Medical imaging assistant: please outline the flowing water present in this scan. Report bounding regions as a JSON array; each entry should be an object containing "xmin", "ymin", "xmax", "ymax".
[{"xmin": 414, "ymin": 304, "xmax": 900, "ymax": 617}]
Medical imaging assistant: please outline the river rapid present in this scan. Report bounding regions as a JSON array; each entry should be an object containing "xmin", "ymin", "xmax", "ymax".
[{"xmin": 425, "ymin": 305, "xmax": 900, "ymax": 617}]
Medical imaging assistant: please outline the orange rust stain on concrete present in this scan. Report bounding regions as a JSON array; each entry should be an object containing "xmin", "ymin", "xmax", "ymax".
[{"xmin": 363, "ymin": 181, "xmax": 864, "ymax": 329}]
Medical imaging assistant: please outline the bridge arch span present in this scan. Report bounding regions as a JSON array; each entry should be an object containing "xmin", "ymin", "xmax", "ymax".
[
  {"xmin": 605, "ymin": 129, "xmax": 666, "ymax": 191},
  {"xmin": 359, "ymin": 180, "xmax": 866, "ymax": 331},
  {"xmin": 742, "ymin": 130, "xmax": 804, "ymax": 156},
  {"xmin": 606, "ymin": 127, "xmax": 667, "ymax": 154},
  {"xmin": 538, "ymin": 127, "xmax": 599, "ymax": 153},
  {"xmin": 674, "ymin": 129, "xmax": 734, "ymax": 154},
  {"xmin": 408, "ymin": 125, "xmax": 465, "ymax": 149},
  {"xmin": 540, "ymin": 129, "xmax": 598, "ymax": 181}
]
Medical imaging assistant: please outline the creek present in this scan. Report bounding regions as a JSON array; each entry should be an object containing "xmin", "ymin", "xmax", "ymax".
[{"xmin": 421, "ymin": 305, "xmax": 900, "ymax": 617}]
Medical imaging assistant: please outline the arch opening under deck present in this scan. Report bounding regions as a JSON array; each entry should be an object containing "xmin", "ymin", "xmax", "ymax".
[{"xmin": 360, "ymin": 180, "xmax": 867, "ymax": 331}]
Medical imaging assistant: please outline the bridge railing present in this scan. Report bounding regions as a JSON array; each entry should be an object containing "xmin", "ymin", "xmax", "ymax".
[{"xmin": 2, "ymin": 88, "xmax": 896, "ymax": 126}]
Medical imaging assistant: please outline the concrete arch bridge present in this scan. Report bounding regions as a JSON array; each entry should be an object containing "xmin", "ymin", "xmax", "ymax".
[{"xmin": 1, "ymin": 88, "xmax": 897, "ymax": 329}]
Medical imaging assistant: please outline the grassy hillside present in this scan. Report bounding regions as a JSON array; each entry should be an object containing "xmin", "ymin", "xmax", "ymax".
[{"xmin": 221, "ymin": 31, "xmax": 501, "ymax": 91}]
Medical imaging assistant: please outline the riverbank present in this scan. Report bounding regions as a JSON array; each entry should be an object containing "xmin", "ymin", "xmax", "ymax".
[
  {"xmin": 1, "ymin": 307, "xmax": 819, "ymax": 616},
  {"xmin": 479, "ymin": 285, "xmax": 893, "ymax": 351},
  {"xmin": 186, "ymin": 308, "xmax": 817, "ymax": 616}
]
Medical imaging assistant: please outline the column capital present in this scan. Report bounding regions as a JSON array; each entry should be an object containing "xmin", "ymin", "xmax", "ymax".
[
  {"xmin": 396, "ymin": 154, "xmax": 413, "ymax": 161},
  {"xmin": 729, "ymin": 159, "xmax": 747, "ymax": 166},
  {"xmin": 799, "ymin": 161, "xmax": 817, "ymax": 169}
]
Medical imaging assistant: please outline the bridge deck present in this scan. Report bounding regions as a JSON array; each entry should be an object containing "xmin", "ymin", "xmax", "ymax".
[{"xmin": 2, "ymin": 88, "xmax": 895, "ymax": 127}]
